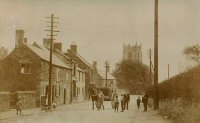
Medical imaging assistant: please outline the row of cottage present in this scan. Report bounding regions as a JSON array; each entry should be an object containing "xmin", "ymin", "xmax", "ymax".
[{"xmin": 0, "ymin": 30, "xmax": 116, "ymax": 110}]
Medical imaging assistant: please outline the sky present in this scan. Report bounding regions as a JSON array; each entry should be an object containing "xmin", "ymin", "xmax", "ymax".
[{"xmin": 0, "ymin": 0, "xmax": 200, "ymax": 82}]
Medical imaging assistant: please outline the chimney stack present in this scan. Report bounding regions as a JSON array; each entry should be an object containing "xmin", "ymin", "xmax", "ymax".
[
  {"xmin": 43, "ymin": 38, "xmax": 51, "ymax": 49},
  {"xmin": 15, "ymin": 30, "xmax": 25, "ymax": 48},
  {"xmin": 92, "ymin": 61, "xmax": 97, "ymax": 69},
  {"xmin": 54, "ymin": 42, "xmax": 62, "ymax": 51},
  {"xmin": 70, "ymin": 42, "xmax": 77, "ymax": 53}
]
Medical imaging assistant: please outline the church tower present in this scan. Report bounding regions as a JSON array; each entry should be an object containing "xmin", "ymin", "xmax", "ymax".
[{"xmin": 123, "ymin": 42, "xmax": 142, "ymax": 62}]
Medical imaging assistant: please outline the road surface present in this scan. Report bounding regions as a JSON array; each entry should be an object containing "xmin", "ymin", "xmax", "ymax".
[{"xmin": 0, "ymin": 95, "xmax": 171, "ymax": 123}]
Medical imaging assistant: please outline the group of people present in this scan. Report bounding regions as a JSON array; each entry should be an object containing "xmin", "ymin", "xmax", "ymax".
[
  {"xmin": 136, "ymin": 94, "xmax": 149, "ymax": 111},
  {"xmin": 112, "ymin": 92, "xmax": 130, "ymax": 112},
  {"xmin": 112, "ymin": 92, "xmax": 149, "ymax": 112}
]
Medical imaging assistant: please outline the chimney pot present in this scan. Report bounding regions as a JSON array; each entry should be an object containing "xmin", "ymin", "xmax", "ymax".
[
  {"xmin": 43, "ymin": 38, "xmax": 51, "ymax": 48},
  {"xmin": 54, "ymin": 42, "xmax": 62, "ymax": 51},
  {"xmin": 92, "ymin": 61, "xmax": 97, "ymax": 69},
  {"xmin": 15, "ymin": 30, "xmax": 25, "ymax": 48},
  {"xmin": 70, "ymin": 44, "xmax": 77, "ymax": 53}
]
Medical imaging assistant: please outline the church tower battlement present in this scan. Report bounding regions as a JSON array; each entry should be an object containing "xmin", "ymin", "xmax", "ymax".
[{"xmin": 123, "ymin": 42, "xmax": 142, "ymax": 62}]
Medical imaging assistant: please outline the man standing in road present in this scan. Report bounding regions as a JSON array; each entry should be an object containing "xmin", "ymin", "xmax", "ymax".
[
  {"xmin": 142, "ymin": 94, "xmax": 149, "ymax": 112},
  {"xmin": 126, "ymin": 93, "xmax": 130, "ymax": 110},
  {"xmin": 119, "ymin": 94, "xmax": 125, "ymax": 112}
]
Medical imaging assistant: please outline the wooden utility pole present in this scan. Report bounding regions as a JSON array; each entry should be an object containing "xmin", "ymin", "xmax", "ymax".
[
  {"xmin": 149, "ymin": 49, "xmax": 152, "ymax": 85},
  {"xmin": 154, "ymin": 0, "xmax": 159, "ymax": 110},
  {"xmin": 105, "ymin": 61, "xmax": 109, "ymax": 88},
  {"xmin": 70, "ymin": 59, "xmax": 73, "ymax": 104},
  {"xmin": 168, "ymin": 64, "xmax": 170, "ymax": 79},
  {"xmin": 45, "ymin": 14, "xmax": 59, "ymax": 108}
]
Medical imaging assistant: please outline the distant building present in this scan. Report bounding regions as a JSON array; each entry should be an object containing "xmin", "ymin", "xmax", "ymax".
[
  {"xmin": 97, "ymin": 70, "xmax": 117, "ymax": 91},
  {"xmin": 123, "ymin": 43, "xmax": 142, "ymax": 62},
  {"xmin": 0, "ymin": 47, "xmax": 8, "ymax": 61}
]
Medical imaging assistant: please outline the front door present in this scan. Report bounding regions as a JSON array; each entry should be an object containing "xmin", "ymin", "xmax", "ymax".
[{"xmin": 64, "ymin": 88, "xmax": 66, "ymax": 104}]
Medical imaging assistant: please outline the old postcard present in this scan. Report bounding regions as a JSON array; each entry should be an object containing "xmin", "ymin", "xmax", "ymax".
[{"xmin": 0, "ymin": 0, "xmax": 199, "ymax": 123}]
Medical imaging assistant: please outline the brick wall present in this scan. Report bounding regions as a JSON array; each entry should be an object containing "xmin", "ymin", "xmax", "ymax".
[
  {"xmin": 0, "ymin": 46, "xmax": 41, "ymax": 92},
  {"xmin": 0, "ymin": 46, "xmax": 41, "ymax": 106},
  {"xmin": 0, "ymin": 92, "xmax": 10, "ymax": 112},
  {"xmin": 40, "ymin": 61, "xmax": 71, "ymax": 105},
  {"xmin": 16, "ymin": 91, "xmax": 36, "ymax": 109}
]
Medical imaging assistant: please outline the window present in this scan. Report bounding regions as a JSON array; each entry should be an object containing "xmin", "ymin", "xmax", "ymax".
[
  {"xmin": 128, "ymin": 52, "xmax": 132, "ymax": 60},
  {"xmin": 55, "ymin": 85, "xmax": 60, "ymax": 97},
  {"xmin": 73, "ymin": 64, "xmax": 76, "ymax": 76},
  {"xmin": 20, "ymin": 63, "xmax": 31, "ymax": 74},
  {"xmin": 83, "ymin": 74, "xmax": 85, "ymax": 83},
  {"xmin": 66, "ymin": 71, "xmax": 68, "ymax": 80},
  {"xmin": 56, "ymin": 69, "xmax": 60, "ymax": 81},
  {"xmin": 40, "ymin": 86, "xmax": 46, "ymax": 96}
]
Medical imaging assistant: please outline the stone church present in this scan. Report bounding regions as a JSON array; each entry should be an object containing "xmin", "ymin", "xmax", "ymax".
[{"xmin": 123, "ymin": 43, "xmax": 142, "ymax": 62}]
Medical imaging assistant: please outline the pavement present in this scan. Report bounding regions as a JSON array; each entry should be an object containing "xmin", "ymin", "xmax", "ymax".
[{"xmin": 0, "ymin": 95, "xmax": 172, "ymax": 123}]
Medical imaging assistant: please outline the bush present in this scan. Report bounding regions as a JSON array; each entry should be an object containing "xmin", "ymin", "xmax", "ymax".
[
  {"xmin": 147, "ymin": 66, "xmax": 200, "ymax": 102},
  {"xmin": 160, "ymin": 99, "xmax": 200, "ymax": 123}
]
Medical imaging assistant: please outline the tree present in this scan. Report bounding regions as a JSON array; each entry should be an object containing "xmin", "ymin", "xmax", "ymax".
[
  {"xmin": 183, "ymin": 44, "xmax": 200, "ymax": 62},
  {"xmin": 113, "ymin": 60, "xmax": 150, "ymax": 94}
]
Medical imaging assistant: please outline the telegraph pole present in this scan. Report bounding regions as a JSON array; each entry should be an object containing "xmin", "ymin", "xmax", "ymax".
[
  {"xmin": 149, "ymin": 49, "xmax": 152, "ymax": 85},
  {"xmin": 105, "ymin": 61, "xmax": 109, "ymax": 88},
  {"xmin": 154, "ymin": 0, "xmax": 159, "ymax": 110},
  {"xmin": 45, "ymin": 14, "xmax": 59, "ymax": 108},
  {"xmin": 168, "ymin": 64, "xmax": 170, "ymax": 79}
]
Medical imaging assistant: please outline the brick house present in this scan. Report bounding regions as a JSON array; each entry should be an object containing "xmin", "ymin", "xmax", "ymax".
[
  {"xmin": 0, "ymin": 30, "xmax": 85, "ymax": 107},
  {"xmin": 65, "ymin": 44, "xmax": 99, "ymax": 99},
  {"xmin": 53, "ymin": 48, "xmax": 86, "ymax": 103}
]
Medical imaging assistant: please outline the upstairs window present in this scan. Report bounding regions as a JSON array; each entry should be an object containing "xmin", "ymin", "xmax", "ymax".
[
  {"xmin": 56, "ymin": 68, "xmax": 60, "ymax": 81},
  {"xmin": 73, "ymin": 64, "xmax": 76, "ymax": 76},
  {"xmin": 20, "ymin": 63, "xmax": 31, "ymax": 74}
]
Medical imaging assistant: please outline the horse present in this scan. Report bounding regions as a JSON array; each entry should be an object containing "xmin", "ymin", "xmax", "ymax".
[{"xmin": 89, "ymin": 86, "xmax": 101, "ymax": 110}]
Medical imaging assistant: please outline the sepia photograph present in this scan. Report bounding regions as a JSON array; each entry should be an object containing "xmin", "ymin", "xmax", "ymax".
[{"xmin": 0, "ymin": 0, "xmax": 199, "ymax": 123}]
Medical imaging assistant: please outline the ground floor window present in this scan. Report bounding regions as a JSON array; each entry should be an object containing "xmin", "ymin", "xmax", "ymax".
[
  {"xmin": 73, "ymin": 81, "xmax": 76, "ymax": 97},
  {"xmin": 40, "ymin": 85, "xmax": 47, "ymax": 96},
  {"xmin": 55, "ymin": 85, "xmax": 61, "ymax": 97}
]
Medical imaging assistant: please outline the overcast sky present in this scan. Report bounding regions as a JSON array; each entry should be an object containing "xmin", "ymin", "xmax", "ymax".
[{"xmin": 0, "ymin": 0, "xmax": 200, "ymax": 82}]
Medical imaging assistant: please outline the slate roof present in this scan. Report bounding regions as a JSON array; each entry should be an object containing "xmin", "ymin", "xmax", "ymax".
[
  {"xmin": 68, "ymin": 50, "xmax": 94, "ymax": 69},
  {"xmin": 26, "ymin": 43, "xmax": 70, "ymax": 69},
  {"xmin": 54, "ymin": 49, "xmax": 84, "ymax": 72}
]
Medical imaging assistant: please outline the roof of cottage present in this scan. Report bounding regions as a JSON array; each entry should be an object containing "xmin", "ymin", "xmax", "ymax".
[
  {"xmin": 26, "ymin": 43, "xmax": 70, "ymax": 69},
  {"xmin": 67, "ymin": 49, "xmax": 94, "ymax": 69}
]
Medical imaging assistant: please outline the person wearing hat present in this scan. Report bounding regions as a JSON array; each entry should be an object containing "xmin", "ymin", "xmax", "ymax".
[
  {"xmin": 98, "ymin": 91, "xmax": 105, "ymax": 110},
  {"xmin": 142, "ymin": 94, "xmax": 149, "ymax": 112},
  {"xmin": 136, "ymin": 96, "xmax": 141, "ymax": 109}
]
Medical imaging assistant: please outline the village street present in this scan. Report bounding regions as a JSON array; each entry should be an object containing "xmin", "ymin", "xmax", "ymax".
[{"xmin": 0, "ymin": 96, "xmax": 171, "ymax": 123}]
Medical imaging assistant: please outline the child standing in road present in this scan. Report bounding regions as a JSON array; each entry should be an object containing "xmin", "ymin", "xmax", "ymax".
[
  {"xmin": 114, "ymin": 95, "xmax": 119, "ymax": 112},
  {"xmin": 16, "ymin": 100, "xmax": 22, "ymax": 115},
  {"xmin": 136, "ymin": 97, "xmax": 141, "ymax": 109}
]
